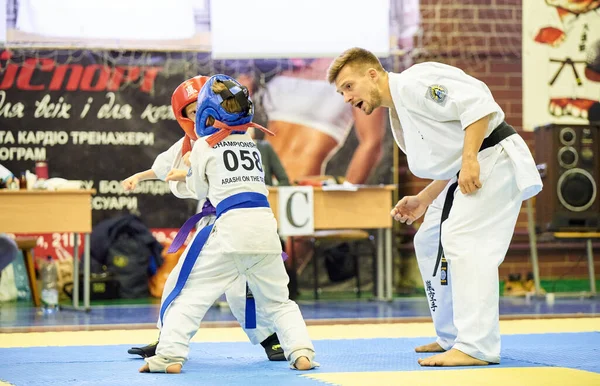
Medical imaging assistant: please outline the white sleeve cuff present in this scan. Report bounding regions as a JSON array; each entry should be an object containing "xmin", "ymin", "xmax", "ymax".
[
  {"xmin": 460, "ymin": 102, "xmax": 501, "ymax": 130},
  {"xmin": 169, "ymin": 181, "xmax": 195, "ymax": 199}
]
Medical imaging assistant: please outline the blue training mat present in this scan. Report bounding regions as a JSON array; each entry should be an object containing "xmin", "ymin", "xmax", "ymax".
[{"xmin": 1, "ymin": 333, "xmax": 599, "ymax": 386}]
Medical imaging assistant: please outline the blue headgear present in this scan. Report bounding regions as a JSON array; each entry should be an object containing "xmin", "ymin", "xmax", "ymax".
[{"xmin": 195, "ymin": 74, "xmax": 253, "ymax": 138}]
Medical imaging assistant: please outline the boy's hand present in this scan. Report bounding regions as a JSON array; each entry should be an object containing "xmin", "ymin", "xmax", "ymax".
[
  {"xmin": 121, "ymin": 175, "xmax": 139, "ymax": 192},
  {"xmin": 182, "ymin": 151, "xmax": 191, "ymax": 167},
  {"xmin": 165, "ymin": 169, "xmax": 188, "ymax": 182}
]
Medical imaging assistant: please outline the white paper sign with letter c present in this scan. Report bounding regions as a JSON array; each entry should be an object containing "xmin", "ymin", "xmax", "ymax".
[{"xmin": 277, "ymin": 186, "xmax": 314, "ymax": 236}]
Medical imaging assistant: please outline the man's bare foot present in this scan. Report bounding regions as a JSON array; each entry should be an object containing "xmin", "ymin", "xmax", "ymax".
[
  {"xmin": 138, "ymin": 363, "xmax": 182, "ymax": 373},
  {"xmin": 294, "ymin": 356, "xmax": 312, "ymax": 370},
  {"xmin": 415, "ymin": 342, "xmax": 445, "ymax": 353},
  {"xmin": 418, "ymin": 348, "xmax": 490, "ymax": 367}
]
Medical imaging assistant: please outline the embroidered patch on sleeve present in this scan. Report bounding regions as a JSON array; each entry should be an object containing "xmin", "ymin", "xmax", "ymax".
[{"xmin": 425, "ymin": 85, "xmax": 448, "ymax": 106}]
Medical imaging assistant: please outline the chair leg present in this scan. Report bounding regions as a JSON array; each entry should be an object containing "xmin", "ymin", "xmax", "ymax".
[
  {"xmin": 312, "ymin": 239, "xmax": 319, "ymax": 300},
  {"xmin": 369, "ymin": 235, "xmax": 377, "ymax": 299},
  {"xmin": 23, "ymin": 249, "xmax": 41, "ymax": 307},
  {"xmin": 353, "ymin": 241, "xmax": 361, "ymax": 299}
]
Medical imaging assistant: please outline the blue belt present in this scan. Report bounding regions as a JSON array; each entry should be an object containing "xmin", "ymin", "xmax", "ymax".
[{"xmin": 159, "ymin": 192, "xmax": 270, "ymax": 329}]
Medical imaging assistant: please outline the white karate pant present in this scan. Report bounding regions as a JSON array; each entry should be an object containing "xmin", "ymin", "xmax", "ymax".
[
  {"xmin": 413, "ymin": 147, "xmax": 522, "ymax": 363},
  {"xmin": 158, "ymin": 237, "xmax": 272, "ymax": 345},
  {"xmin": 155, "ymin": 228, "xmax": 314, "ymax": 367}
]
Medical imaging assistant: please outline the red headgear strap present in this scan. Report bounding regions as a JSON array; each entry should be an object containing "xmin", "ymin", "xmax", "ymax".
[{"xmin": 205, "ymin": 121, "xmax": 274, "ymax": 147}]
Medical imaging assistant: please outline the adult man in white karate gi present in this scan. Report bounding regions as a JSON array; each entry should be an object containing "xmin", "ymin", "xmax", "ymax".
[{"xmin": 327, "ymin": 47, "xmax": 543, "ymax": 367}]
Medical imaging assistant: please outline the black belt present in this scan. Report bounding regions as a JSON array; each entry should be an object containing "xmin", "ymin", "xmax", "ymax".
[
  {"xmin": 431, "ymin": 122, "xmax": 518, "ymax": 284},
  {"xmin": 479, "ymin": 121, "xmax": 517, "ymax": 152}
]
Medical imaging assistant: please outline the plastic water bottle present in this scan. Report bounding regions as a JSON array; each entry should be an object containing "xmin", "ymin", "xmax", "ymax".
[{"xmin": 40, "ymin": 256, "xmax": 59, "ymax": 313}]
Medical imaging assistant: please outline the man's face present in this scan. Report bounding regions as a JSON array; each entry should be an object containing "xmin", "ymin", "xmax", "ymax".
[
  {"xmin": 184, "ymin": 102, "xmax": 198, "ymax": 120},
  {"xmin": 334, "ymin": 65, "xmax": 381, "ymax": 115}
]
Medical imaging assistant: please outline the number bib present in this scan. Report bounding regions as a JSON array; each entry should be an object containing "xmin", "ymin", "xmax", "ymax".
[{"xmin": 213, "ymin": 140, "xmax": 265, "ymax": 186}]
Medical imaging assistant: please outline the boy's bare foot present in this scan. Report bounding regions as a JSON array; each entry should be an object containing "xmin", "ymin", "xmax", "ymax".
[
  {"xmin": 414, "ymin": 342, "xmax": 445, "ymax": 353},
  {"xmin": 138, "ymin": 363, "xmax": 182, "ymax": 373},
  {"xmin": 418, "ymin": 348, "xmax": 490, "ymax": 367},
  {"xmin": 294, "ymin": 356, "xmax": 312, "ymax": 370}
]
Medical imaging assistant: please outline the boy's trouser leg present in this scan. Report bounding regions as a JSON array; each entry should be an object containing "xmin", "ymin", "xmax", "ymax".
[
  {"xmin": 237, "ymin": 253, "xmax": 316, "ymax": 367},
  {"xmin": 149, "ymin": 247, "xmax": 239, "ymax": 371},
  {"xmin": 225, "ymin": 276, "xmax": 273, "ymax": 345}
]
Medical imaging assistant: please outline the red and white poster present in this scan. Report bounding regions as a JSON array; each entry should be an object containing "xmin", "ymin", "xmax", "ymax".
[{"xmin": 522, "ymin": 0, "xmax": 600, "ymax": 131}]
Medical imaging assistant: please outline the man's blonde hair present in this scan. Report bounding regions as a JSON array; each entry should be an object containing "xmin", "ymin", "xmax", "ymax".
[
  {"xmin": 327, "ymin": 47, "xmax": 385, "ymax": 84},
  {"xmin": 206, "ymin": 80, "xmax": 245, "ymax": 126}
]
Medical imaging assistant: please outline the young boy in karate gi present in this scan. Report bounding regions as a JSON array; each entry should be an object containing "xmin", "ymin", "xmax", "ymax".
[
  {"xmin": 122, "ymin": 75, "xmax": 284, "ymax": 361},
  {"xmin": 139, "ymin": 74, "xmax": 317, "ymax": 373}
]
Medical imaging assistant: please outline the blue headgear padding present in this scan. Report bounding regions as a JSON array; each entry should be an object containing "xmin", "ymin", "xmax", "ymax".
[{"xmin": 195, "ymin": 74, "xmax": 254, "ymax": 138}]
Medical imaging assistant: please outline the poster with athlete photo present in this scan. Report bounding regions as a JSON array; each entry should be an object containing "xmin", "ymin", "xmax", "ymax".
[
  {"xmin": 0, "ymin": 49, "xmax": 398, "ymax": 260},
  {"xmin": 522, "ymin": 0, "xmax": 600, "ymax": 130}
]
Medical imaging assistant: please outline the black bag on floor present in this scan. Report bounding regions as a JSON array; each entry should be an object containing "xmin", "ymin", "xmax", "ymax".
[
  {"xmin": 90, "ymin": 214, "xmax": 163, "ymax": 299},
  {"xmin": 63, "ymin": 271, "xmax": 120, "ymax": 301},
  {"xmin": 323, "ymin": 242, "xmax": 356, "ymax": 283}
]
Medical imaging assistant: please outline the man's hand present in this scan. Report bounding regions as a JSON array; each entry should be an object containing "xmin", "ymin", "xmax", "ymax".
[
  {"xmin": 458, "ymin": 156, "xmax": 482, "ymax": 195},
  {"xmin": 390, "ymin": 195, "xmax": 428, "ymax": 225},
  {"xmin": 121, "ymin": 175, "xmax": 139, "ymax": 192},
  {"xmin": 182, "ymin": 151, "xmax": 191, "ymax": 167},
  {"xmin": 165, "ymin": 169, "xmax": 188, "ymax": 182}
]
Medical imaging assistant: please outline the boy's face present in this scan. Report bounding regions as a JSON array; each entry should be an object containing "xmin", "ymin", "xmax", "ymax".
[{"xmin": 184, "ymin": 102, "xmax": 198, "ymax": 121}]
